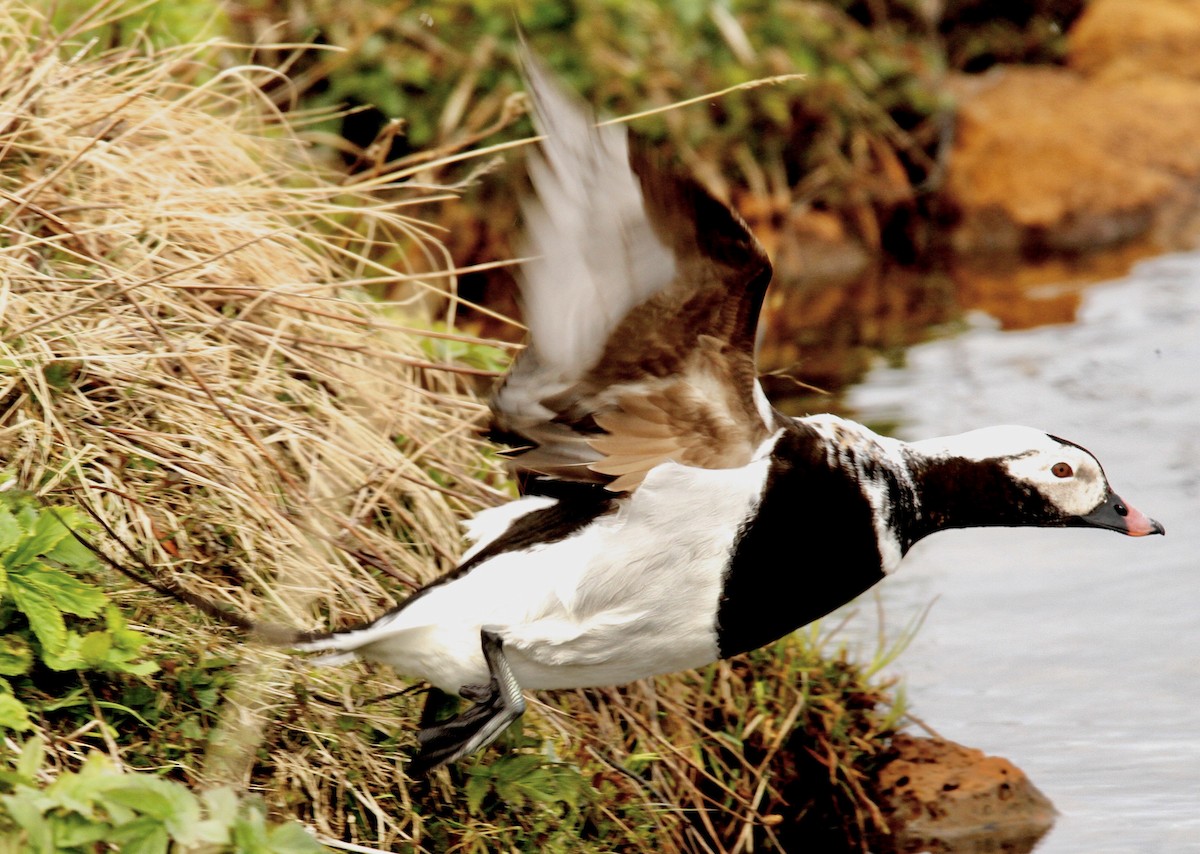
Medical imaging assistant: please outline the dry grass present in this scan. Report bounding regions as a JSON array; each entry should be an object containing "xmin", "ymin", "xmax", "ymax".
[
  {"xmin": 0, "ymin": 3, "xmax": 901, "ymax": 851},
  {"xmin": 0, "ymin": 0, "xmax": 510, "ymax": 843}
]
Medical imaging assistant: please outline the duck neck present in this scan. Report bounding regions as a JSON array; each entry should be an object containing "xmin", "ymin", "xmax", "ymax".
[
  {"xmin": 787, "ymin": 415, "xmax": 923, "ymax": 569},
  {"xmin": 903, "ymin": 440, "xmax": 1043, "ymax": 544}
]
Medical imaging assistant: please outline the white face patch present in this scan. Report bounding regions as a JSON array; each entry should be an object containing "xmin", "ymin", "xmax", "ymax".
[
  {"xmin": 915, "ymin": 425, "xmax": 1111, "ymax": 518},
  {"xmin": 1000, "ymin": 442, "xmax": 1110, "ymax": 517}
]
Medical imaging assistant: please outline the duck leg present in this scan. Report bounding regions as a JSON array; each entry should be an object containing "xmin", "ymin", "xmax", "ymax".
[
  {"xmin": 407, "ymin": 630, "xmax": 526, "ymax": 775},
  {"xmin": 417, "ymin": 686, "xmax": 458, "ymax": 729}
]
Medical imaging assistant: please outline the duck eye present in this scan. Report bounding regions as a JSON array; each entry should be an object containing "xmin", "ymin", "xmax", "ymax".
[{"xmin": 1051, "ymin": 462, "xmax": 1073, "ymax": 478}]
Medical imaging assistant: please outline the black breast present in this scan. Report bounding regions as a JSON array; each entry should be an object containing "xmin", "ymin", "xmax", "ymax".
[{"xmin": 715, "ymin": 428, "xmax": 887, "ymax": 659}]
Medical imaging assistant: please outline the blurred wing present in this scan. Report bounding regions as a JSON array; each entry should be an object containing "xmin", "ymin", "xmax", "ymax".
[{"xmin": 491, "ymin": 49, "xmax": 777, "ymax": 492}]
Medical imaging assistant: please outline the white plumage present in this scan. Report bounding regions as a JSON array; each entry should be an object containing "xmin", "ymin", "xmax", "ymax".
[{"xmin": 300, "ymin": 449, "xmax": 775, "ymax": 692}]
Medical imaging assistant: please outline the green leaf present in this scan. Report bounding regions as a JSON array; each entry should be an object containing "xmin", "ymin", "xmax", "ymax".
[
  {"xmin": 28, "ymin": 508, "xmax": 74, "ymax": 556},
  {"xmin": 265, "ymin": 819, "xmax": 326, "ymax": 853},
  {"xmin": 97, "ymin": 794, "xmax": 137, "ymax": 828},
  {"xmin": 78, "ymin": 630, "xmax": 112, "ymax": 666},
  {"xmin": 0, "ymin": 791, "xmax": 54, "ymax": 854},
  {"xmin": 161, "ymin": 790, "xmax": 204, "ymax": 845},
  {"xmin": 465, "ymin": 771, "xmax": 491, "ymax": 815},
  {"xmin": 0, "ymin": 506, "xmax": 22, "ymax": 554},
  {"xmin": 107, "ymin": 815, "xmax": 169, "ymax": 854},
  {"xmin": 0, "ymin": 693, "xmax": 32, "ymax": 732},
  {"xmin": 51, "ymin": 811, "xmax": 110, "ymax": 847},
  {"xmin": 14, "ymin": 503, "xmax": 37, "ymax": 535},
  {"xmin": 231, "ymin": 800, "xmax": 271, "ymax": 851},
  {"xmin": 105, "ymin": 605, "xmax": 130, "ymax": 635},
  {"xmin": 17, "ymin": 736, "xmax": 44, "ymax": 780},
  {"xmin": 4, "ymin": 511, "xmax": 65, "ymax": 572},
  {"xmin": 38, "ymin": 630, "xmax": 85, "ymax": 671},
  {"xmin": 41, "ymin": 753, "xmax": 124, "ymax": 819},
  {"xmin": 43, "ymin": 526, "xmax": 99, "ymax": 569},
  {"xmin": 187, "ymin": 817, "xmax": 232, "ymax": 846},
  {"xmin": 108, "ymin": 657, "xmax": 158, "ymax": 677},
  {"xmin": 200, "ymin": 786, "xmax": 238, "ymax": 819},
  {"xmin": 105, "ymin": 775, "xmax": 197, "ymax": 825},
  {"xmin": 13, "ymin": 562, "xmax": 106, "ymax": 618},
  {"xmin": 492, "ymin": 754, "xmax": 541, "ymax": 783},
  {"xmin": 179, "ymin": 717, "xmax": 203, "ymax": 741},
  {"xmin": 0, "ymin": 634, "xmax": 33, "ymax": 676},
  {"xmin": 7, "ymin": 574, "xmax": 65, "ymax": 652}
]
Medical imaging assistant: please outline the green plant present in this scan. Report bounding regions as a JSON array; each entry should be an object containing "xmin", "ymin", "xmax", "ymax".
[
  {"xmin": 233, "ymin": 0, "xmax": 950, "ymax": 232},
  {"xmin": 0, "ymin": 737, "xmax": 326, "ymax": 853},
  {"xmin": 48, "ymin": 0, "xmax": 229, "ymax": 50},
  {"xmin": 0, "ymin": 492, "xmax": 156, "ymax": 732},
  {"xmin": 463, "ymin": 751, "xmax": 589, "ymax": 817}
]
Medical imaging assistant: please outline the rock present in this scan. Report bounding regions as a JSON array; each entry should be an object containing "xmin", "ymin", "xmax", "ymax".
[
  {"xmin": 876, "ymin": 734, "xmax": 1055, "ymax": 854},
  {"xmin": 944, "ymin": 67, "xmax": 1200, "ymax": 255},
  {"xmin": 1069, "ymin": 0, "xmax": 1200, "ymax": 80},
  {"xmin": 943, "ymin": 0, "xmax": 1200, "ymax": 256}
]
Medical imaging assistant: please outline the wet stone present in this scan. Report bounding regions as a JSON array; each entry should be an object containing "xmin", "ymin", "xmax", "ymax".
[{"xmin": 875, "ymin": 733, "xmax": 1056, "ymax": 854}]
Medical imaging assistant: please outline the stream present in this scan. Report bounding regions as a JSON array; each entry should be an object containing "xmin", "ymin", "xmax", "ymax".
[{"xmin": 839, "ymin": 251, "xmax": 1200, "ymax": 852}]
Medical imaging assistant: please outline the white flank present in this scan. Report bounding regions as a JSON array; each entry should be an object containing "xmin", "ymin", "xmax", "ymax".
[{"xmin": 300, "ymin": 456, "xmax": 772, "ymax": 693}]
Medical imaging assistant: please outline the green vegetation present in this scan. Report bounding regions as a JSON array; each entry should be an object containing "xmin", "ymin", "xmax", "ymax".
[
  {"xmin": 236, "ymin": 0, "xmax": 951, "ymax": 256},
  {"xmin": 0, "ymin": 495, "xmax": 156, "ymax": 733},
  {"xmin": 1, "ymin": 738, "xmax": 323, "ymax": 854}
]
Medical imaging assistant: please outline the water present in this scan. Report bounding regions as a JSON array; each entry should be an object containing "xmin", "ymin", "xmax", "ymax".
[{"xmin": 841, "ymin": 251, "xmax": 1200, "ymax": 852}]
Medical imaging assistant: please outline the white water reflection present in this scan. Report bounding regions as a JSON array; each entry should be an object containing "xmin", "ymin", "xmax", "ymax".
[{"xmin": 844, "ymin": 251, "xmax": 1200, "ymax": 853}]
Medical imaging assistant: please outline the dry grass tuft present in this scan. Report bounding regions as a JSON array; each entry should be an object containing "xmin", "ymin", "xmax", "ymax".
[
  {"xmin": 1, "ymin": 0, "xmax": 508, "ymax": 607},
  {"xmin": 0, "ymin": 4, "xmax": 901, "ymax": 851},
  {"xmin": 0, "ymin": 0, "xmax": 512, "ymax": 844}
]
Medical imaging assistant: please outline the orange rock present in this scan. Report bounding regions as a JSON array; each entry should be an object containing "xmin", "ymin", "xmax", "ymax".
[
  {"xmin": 944, "ymin": 63, "xmax": 1200, "ymax": 254},
  {"xmin": 944, "ymin": 0, "xmax": 1200, "ymax": 257},
  {"xmin": 877, "ymin": 734, "xmax": 1055, "ymax": 852},
  {"xmin": 1069, "ymin": 0, "xmax": 1200, "ymax": 79}
]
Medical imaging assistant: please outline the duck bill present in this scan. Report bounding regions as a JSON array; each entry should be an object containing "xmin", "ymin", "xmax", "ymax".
[{"xmin": 1073, "ymin": 491, "xmax": 1165, "ymax": 536}]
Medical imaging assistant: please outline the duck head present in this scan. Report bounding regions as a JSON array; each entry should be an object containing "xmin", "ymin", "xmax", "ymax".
[{"xmin": 908, "ymin": 426, "xmax": 1165, "ymax": 538}]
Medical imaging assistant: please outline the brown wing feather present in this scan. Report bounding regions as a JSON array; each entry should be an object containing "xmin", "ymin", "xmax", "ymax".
[
  {"xmin": 586, "ymin": 340, "xmax": 768, "ymax": 491},
  {"xmin": 491, "ymin": 51, "xmax": 778, "ymax": 492}
]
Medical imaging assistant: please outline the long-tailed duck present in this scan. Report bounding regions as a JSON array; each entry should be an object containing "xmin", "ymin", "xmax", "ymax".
[
  {"xmin": 293, "ymin": 53, "xmax": 1163, "ymax": 773},
  {"xmin": 72, "ymin": 52, "xmax": 1163, "ymax": 776}
]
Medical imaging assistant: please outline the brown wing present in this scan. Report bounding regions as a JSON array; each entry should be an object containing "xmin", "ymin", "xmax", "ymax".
[{"xmin": 491, "ymin": 49, "xmax": 778, "ymax": 492}]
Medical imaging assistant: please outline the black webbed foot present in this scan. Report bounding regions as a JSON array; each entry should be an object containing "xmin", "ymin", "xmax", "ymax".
[
  {"xmin": 408, "ymin": 630, "xmax": 526, "ymax": 776},
  {"xmin": 458, "ymin": 682, "xmax": 493, "ymax": 703}
]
